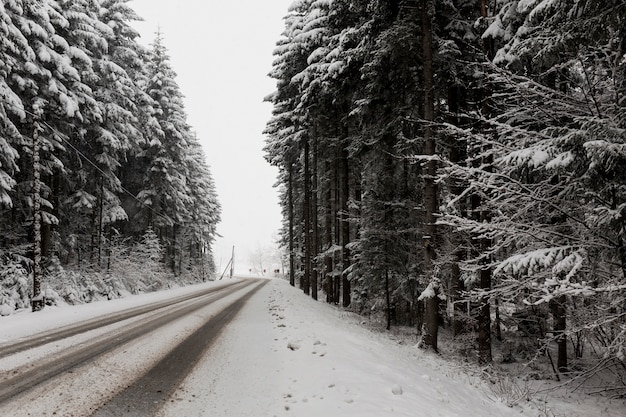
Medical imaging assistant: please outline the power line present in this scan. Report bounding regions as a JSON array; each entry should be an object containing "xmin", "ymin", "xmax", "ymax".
[{"xmin": 2, "ymin": 100, "xmax": 185, "ymax": 229}]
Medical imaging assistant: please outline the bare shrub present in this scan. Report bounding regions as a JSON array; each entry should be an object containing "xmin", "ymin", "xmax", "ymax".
[{"xmin": 485, "ymin": 375, "xmax": 532, "ymax": 407}]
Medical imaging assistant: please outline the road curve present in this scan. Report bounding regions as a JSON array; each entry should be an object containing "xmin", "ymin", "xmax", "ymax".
[{"xmin": 0, "ymin": 279, "xmax": 266, "ymax": 411}]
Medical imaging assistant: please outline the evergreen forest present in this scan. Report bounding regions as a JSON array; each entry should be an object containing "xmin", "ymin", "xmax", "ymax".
[
  {"xmin": 0, "ymin": 0, "xmax": 221, "ymax": 313},
  {"xmin": 265, "ymin": 0, "xmax": 626, "ymax": 393}
]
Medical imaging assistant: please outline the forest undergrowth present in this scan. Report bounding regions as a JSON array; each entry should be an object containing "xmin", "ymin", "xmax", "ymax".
[
  {"xmin": 0, "ymin": 233, "xmax": 214, "ymax": 316},
  {"xmin": 357, "ymin": 306, "xmax": 626, "ymax": 413}
]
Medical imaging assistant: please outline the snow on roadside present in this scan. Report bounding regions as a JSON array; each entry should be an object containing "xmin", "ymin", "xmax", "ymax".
[
  {"xmin": 262, "ymin": 279, "xmax": 625, "ymax": 417},
  {"xmin": 0, "ymin": 279, "xmax": 235, "ymax": 343},
  {"xmin": 256, "ymin": 279, "xmax": 526, "ymax": 417},
  {"xmin": 163, "ymin": 278, "xmax": 620, "ymax": 417}
]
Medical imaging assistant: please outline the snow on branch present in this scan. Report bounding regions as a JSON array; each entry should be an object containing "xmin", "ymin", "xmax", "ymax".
[
  {"xmin": 418, "ymin": 277, "xmax": 446, "ymax": 301},
  {"xmin": 494, "ymin": 246, "xmax": 578, "ymax": 278},
  {"xmin": 492, "ymin": 246, "xmax": 602, "ymax": 305}
]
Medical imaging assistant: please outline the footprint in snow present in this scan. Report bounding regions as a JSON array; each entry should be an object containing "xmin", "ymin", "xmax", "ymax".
[{"xmin": 287, "ymin": 341, "xmax": 301, "ymax": 351}]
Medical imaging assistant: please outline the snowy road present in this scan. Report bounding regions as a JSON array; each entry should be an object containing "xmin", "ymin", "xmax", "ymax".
[
  {"xmin": 0, "ymin": 279, "xmax": 266, "ymax": 416},
  {"xmin": 1, "ymin": 278, "xmax": 622, "ymax": 417}
]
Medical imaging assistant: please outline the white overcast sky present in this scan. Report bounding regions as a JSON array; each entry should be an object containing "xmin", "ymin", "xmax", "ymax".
[{"xmin": 129, "ymin": 0, "xmax": 292, "ymax": 274}]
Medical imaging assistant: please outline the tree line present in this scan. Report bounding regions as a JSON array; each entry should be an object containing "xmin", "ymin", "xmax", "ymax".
[
  {"xmin": 265, "ymin": 0, "xmax": 625, "ymax": 389},
  {"xmin": 0, "ymin": 0, "xmax": 221, "ymax": 311}
]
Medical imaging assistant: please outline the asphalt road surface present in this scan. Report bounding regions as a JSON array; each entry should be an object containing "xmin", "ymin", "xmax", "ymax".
[{"xmin": 0, "ymin": 279, "xmax": 267, "ymax": 416}]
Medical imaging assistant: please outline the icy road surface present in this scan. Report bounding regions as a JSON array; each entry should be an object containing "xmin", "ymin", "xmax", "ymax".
[{"xmin": 0, "ymin": 278, "xmax": 623, "ymax": 416}]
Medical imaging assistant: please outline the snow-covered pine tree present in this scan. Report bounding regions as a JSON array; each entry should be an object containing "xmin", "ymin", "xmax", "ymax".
[
  {"xmin": 99, "ymin": 0, "xmax": 164, "ymax": 247},
  {"xmin": 131, "ymin": 226, "xmax": 164, "ymax": 289},
  {"xmin": 89, "ymin": 0, "xmax": 148, "ymax": 269},
  {"xmin": 2, "ymin": 0, "xmax": 95, "ymax": 298},
  {"xmin": 300, "ymin": 0, "xmax": 360, "ymax": 305},
  {"xmin": 418, "ymin": 0, "xmax": 441, "ymax": 352},
  {"xmin": 0, "ymin": 0, "xmax": 221, "ymax": 309},
  {"xmin": 50, "ymin": 0, "xmax": 125, "ymax": 268},
  {"xmin": 0, "ymin": 3, "xmax": 24, "ymax": 212},
  {"xmin": 444, "ymin": 0, "xmax": 626, "ymax": 378},
  {"xmin": 265, "ymin": 0, "xmax": 319, "ymax": 292},
  {"xmin": 341, "ymin": 0, "xmax": 425, "ymax": 328},
  {"xmin": 134, "ymin": 32, "xmax": 194, "ymax": 273},
  {"xmin": 182, "ymin": 135, "xmax": 221, "ymax": 276}
]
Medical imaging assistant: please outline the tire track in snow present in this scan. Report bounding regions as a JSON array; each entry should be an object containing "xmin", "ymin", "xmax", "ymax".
[
  {"xmin": 0, "ymin": 280, "xmax": 243, "ymax": 359},
  {"xmin": 0, "ymin": 280, "xmax": 254, "ymax": 404},
  {"xmin": 91, "ymin": 279, "xmax": 268, "ymax": 417}
]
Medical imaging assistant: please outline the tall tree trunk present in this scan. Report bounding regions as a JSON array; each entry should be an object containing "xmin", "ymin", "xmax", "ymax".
[
  {"xmin": 41, "ymin": 173, "xmax": 55, "ymax": 260},
  {"xmin": 41, "ymin": 210, "xmax": 51, "ymax": 260},
  {"xmin": 476, "ymin": 140, "xmax": 493, "ymax": 363},
  {"xmin": 477, "ymin": 0, "xmax": 494, "ymax": 364},
  {"xmin": 333, "ymin": 145, "xmax": 341, "ymax": 304},
  {"xmin": 341, "ymin": 148, "xmax": 351, "ymax": 308},
  {"xmin": 550, "ymin": 295, "xmax": 568, "ymax": 372},
  {"xmin": 448, "ymin": 85, "xmax": 468, "ymax": 336},
  {"xmin": 494, "ymin": 298, "xmax": 503, "ymax": 341},
  {"xmin": 173, "ymin": 223, "xmax": 179, "ymax": 275},
  {"xmin": 611, "ymin": 186, "xmax": 626, "ymax": 280},
  {"xmin": 90, "ymin": 174, "xmax": 101, "ymax": 268},
  {"xmin": 288, "ymin": 163, "xmax": 295, "ymax": 287},
  {"xmin": 32, "ymin": 121, "xmax": 44, "ymax": 312},
  {"xmin": 325, "ymin": 160, "xmax": 334, "ymax": 302},
  {"xmin": 450, "ymin": 261, "xmax": 464, "ymax": 335},
  {"xmin": 47, "ymin": 171, "xmax": 60, "ymax": 258},
  {"xmin": 106, "ymin": 224, "xmax": 113, "ymax": 273},
  {"xmin": 421, "ymin": 0, "xmax": 439, "ymax": 352},
  {"xmin": 477, "ymin": 264, "xmax": 492, "ymax": 364},
  {"xmin": 311, "ymin": 131, "xmax": 319, "ymax": 300},
  {"xmin": 303, "ymin": 138, "xmax": 311, "ymax": 295},
  {"xmin": 97, "ymin": 177, "xmax": 104, "ymax": 267},
  {"xmin": 385, "ymin": 269, "xmax": 392, "ymax": 330}
]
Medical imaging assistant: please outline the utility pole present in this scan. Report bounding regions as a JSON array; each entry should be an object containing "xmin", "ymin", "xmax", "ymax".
[
  {"xmin": 32, "ymin": 119, "xmax": 44, "ymax": 312},
  {"xmin": 219, "ymin": 246, "xmax": 235, "ymax": 280},
  {"xmin": 229, "ymin": 245, "xmax": 234, "ymax": 278}
]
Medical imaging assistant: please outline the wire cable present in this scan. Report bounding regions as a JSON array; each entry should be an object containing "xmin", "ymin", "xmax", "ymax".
[{"xmin": 3, "ymin": 100, "xmax": 186, "ymax": 228}]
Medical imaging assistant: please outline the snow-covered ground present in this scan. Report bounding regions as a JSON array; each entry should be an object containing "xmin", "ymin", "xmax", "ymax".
[{"xmin": 1, "ymin": 278, "xmax": 624, "ymax": 416}]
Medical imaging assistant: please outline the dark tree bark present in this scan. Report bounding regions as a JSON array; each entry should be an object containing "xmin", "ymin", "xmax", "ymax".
[
  {"xmin": 610, "ymin": 185, "xmax": 626, "ymax": 285},
  {"xmin": 477, "ymin": 0, "xmax": 494, "ymax": 365},
  {"xmin": 550, "ymin": 295, "xmax": 568, "ymax": 372},
  {"xmin": 89, "ymin": 174, "xmax": 101, "ymax": 267},
  {"xmin": 311, "ymin": 131, "xmax": 319, "ymax": 300},
  {"xmin": 171, "ymin": 223, "xmax": 178, "ymax": 274},
  {"xmin": 450, "ymin": 261, "xmax": 465, "ymax": 336},
  {"xmin": 494, "ymin": 298, "xmax": 503, "ymax": 342},
  {"xmin": 98, "ymin": 177, "xmax": 104, "ymax": 267},
  {"xmin": 475, "ymin": 125, "xmax": 493, "ymax": 364},
  {"xmin": 288, "ymin": 163, "xmax": 295, "ymax": 287},
  {"xmin": 333, "ymin": 145, "xmax": 341, "ymax": 304},
  {"xmin": 303, "ymin": 138, "xmax": 311, "ymax": 295},
  {"xmin": 421, "ymin": 0, "xmax": 439, "ymax": 352},
  {"xmin": 448, "ymin": 85, "xmax": 468, "ymax": 336},
  {"xmin": 477, "ymin": 265, "xmax": 492, "ymax": 364},
  {"xmin": 340, "ymin": 148, "xmax": 351, "ymax": 308},
  {"xmin": 385, "ymin": 269, "xmax": 392, "ymax": 330},
  {"xmin": 324, "ymin": 160, "xmax": 334, "ymax": 302},
  {"xmin": 41, "ymin": 171, "xmax": 57, "ymax": 260},
  {"xmin": 32, "ymin": 121, "xmax": 44, "ymax": 312}
]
